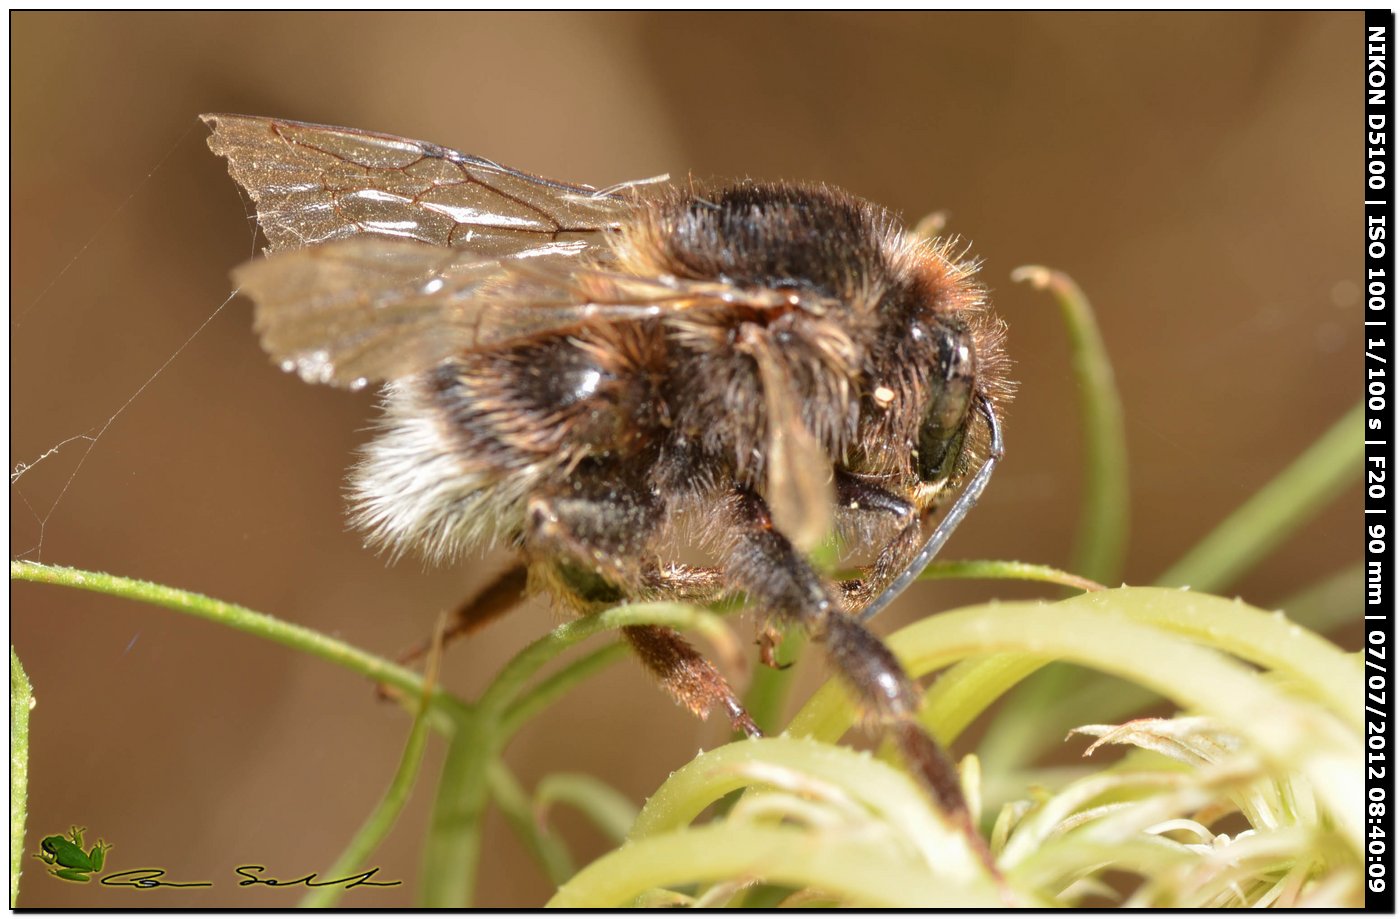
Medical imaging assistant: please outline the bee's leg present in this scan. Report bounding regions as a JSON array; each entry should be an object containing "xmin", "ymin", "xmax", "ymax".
[
  {"xmin": 622, "ymin": 624, "xmax": 761, "ymax": 738},
  {"xmin": 832, "ymin": 470, "xmax": 922, "ymax": 611},
  {"xmin": 757, "ymin": 625, "xmax": 791, "ymax": 670},
  {"xmin": 835, "ymin": 468, "xmax": 916, "ymax": 522},
  {"xmin": 635, "ymin": 563, "xmax": 759, "ymax": 735},
  {"xmin": 393, "ymin": 564, "xmax": 529, "ymax": 668},
  {"xmin": 526, "ymin": 486, "xmax": 759, "ymax": 738},
  {"xmin": 642, "ymin": 563, "xmax": 726, "ymax": 604},
  {"xmin": 724, "ymin": 486, "xmax": 999, "ymax": 877},
  {"xmin": 524, "ymin": 487, "xmax": 655, "ymax": 595}
]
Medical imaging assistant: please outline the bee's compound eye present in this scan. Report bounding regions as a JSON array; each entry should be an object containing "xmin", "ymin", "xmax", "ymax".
[{"xmin": 915, "ymin": 326, "xmax": 976, "ymax": 484}]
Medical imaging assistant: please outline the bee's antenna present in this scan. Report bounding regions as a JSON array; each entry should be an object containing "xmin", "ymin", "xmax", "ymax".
[
  {"xmin": 595, "ymin": 173, "xmax": 670, "ymax": 196},
  {"xmin": 859, "ymin": 395, "xmax": 1004, "ymax": 622}
]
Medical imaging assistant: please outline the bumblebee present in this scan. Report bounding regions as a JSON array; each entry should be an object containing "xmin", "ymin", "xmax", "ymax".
[{"xmin": 206, "ymin": 113, "xmax": 1009, "ymax": 849}]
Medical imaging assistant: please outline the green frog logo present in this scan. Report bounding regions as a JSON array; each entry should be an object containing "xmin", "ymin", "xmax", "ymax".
[{"xmin": 33, "ymin": 826, "xmax": 110, "ymax": 883}]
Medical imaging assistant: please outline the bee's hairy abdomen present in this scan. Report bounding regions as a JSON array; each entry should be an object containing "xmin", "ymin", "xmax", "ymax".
[{"xmin": 351, "ymin": 322, "xmax": 672, "ymax": 562}]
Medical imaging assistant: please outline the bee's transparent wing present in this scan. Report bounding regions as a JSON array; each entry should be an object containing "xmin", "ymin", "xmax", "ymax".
[
  {"xmin": 737, "ymin": 327, "xmax": 836, "ymax": 553},
  {"xmin": 237, "ymin": 237, "xmax": 819, "ymax": 389},
  {"xmin": 203, "ymin": 113, "xmax": 634, "ymax": 255},
  {"xmin": 234, "ymin": 236, "xmax": 715, "ymax": 388}
]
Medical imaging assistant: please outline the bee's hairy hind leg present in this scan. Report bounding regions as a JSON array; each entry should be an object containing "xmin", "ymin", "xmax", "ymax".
[
  {"xmin": 723, "ymin": 486, "xmax": 1002, "ymax": 881},
  {"xmin": 623, "ymin": 623, "xmax": 761, "ymax": 738},
  {"xmin": 642, "ymin": 562, "xmax": 727, "ymax": 604},
  {"xmin": 526, "ymin": 478, "xmax": 760, "ymax": 738},
  {"xmin": 392, "ymin": 563, "xmax": 530, "ymax": 670},
  {"xmin": 376, "ymin": 563, "xmax": 531, "ymax": 702}
]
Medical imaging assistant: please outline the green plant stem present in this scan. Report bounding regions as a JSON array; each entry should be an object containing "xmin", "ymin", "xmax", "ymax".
[
  {"xmin": 486, "ymin": 761, "xmax": 574, "ymax": 886},
  {"xmin": 749, "ymin": 561, "xmax": 1099, "ymax": 751},
  {"xmin": 1010, "ymin": 836, "xmax": 1201, "ymax": 894},
  {"xmin": 9, "ymin": 561, "xmax": 442, "ymax": 710},
  {"xmin": 786, "ymin": 591, "xmax": 1362, "ymax": 844},
  {"xmin": 916, "ymin": 559, "xmax": 1106, "ymax": 592},
  {"xmin": 761, "ymin": 561, "xmax": 1100, "ymax": 746},
  {"xmin": 631, "ymin": 736, "xmax": 970, "ymax": 851},
  {"xmin": 994, "ymin": 563, "xmax": 1365, "ymax": 770},
  {"xmin": 421, "ymin": 601, "xmax": 742, "ymax": 906},
  {"xmin": 960, "ymin": 563, "xmax": 1366, "ymax": 775},
  {"xmin": 301, "ymin": 671, "xmax": 437, "ymax": 909},
  {"xmin": 1007, "ymin": 588, "xmax": 1358, "ymax": 731},
  {"xmin": 478, "ymin": 602, "xmax": 736, "ymax": 717},
  {"xmin": 1012, "ymin": 266, "xmax": 1129, "ymax": 586},
  {"xmin": 736, "ymin": 884, "xmax": 804, "ymax": 908},
  {"xmin": 421, "ymin": 709, "xmax": 492, "ymax": 908},
  {"xmin": 1155, "ymin": 401, "xmax": 1362, "ymax": 592},
  {"xmin": 499, "ymin": 642, "xmax": 629, "ymax": 739},
  {"xmin": 10, "ymin": 648, "xmax": 33, "ymax": 909},
  {"xmin": 977, "ymin": 269, "xmax": 1128, "ymax": 782},
  {"xmin": 979, "ymin": 401, "xmax": 1362, "ymax": 772},
  {"xmin": 921, "ymin": 654, "xmax": 1051, "ymax": 746},
  {"xmin": 14, "ymin": 559, "xmax": 747, "ymax": 907},
  {"xmin": 1277, "ymin": 562, "xmax": 1364, "ymax": 634},
  {"xmin": 551, "ymin": 823, "xmax": 1003, "ymax": 908},
  {"xmin": 534, "ymin": 773, "xmax": 638, "ymax": 846}
]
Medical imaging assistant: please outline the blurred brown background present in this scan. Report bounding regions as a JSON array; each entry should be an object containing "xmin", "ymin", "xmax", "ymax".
[{"xmin": 11, "ymin": 12, "xmax": 1362, "ymax": 907}]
